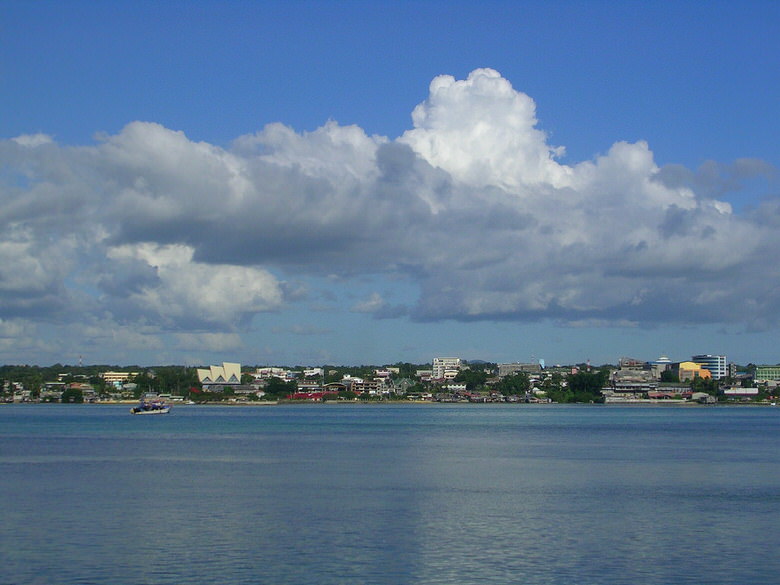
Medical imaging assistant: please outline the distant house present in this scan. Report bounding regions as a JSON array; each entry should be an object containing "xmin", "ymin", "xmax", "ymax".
[
  {"xmin": 691, "ymin": 392, "xmax": 716, "ymax": 404},
  {"xmin": 722, "ymin": 387, "xmax": 760, "ymax": 399},
  {"xmin": 290, "ymin": 391, "xmax": 340, "ymax": 401}
]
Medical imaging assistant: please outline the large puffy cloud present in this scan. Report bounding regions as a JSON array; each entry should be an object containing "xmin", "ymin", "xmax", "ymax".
[
  {"xmin": 400, "ymin": 68, "xmax": 572, "ymax": 189},
  {"xmin": 1, "ymin": 67, "xmax": 778, "ymax": 352},
  {"xmin": 105, "ymin": 243, "xmax": 283, "ymax": 327}
]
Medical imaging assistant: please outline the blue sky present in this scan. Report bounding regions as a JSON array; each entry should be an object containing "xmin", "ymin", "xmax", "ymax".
[{"xmin": 1, "ymin": 1, "xmax": 779, "ymax": 367}]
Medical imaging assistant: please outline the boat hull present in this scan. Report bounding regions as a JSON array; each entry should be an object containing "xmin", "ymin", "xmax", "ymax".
[{"xmin": 130, "ymin": 406, "xmax": 170, "ymax": 415}]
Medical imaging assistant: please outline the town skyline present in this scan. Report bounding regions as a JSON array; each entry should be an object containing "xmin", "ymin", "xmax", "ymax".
[
  {"xmin": 2, "ymin": 2, "xmax": 780, "ymax": 368},
  {"xmin": 4, "ymin": 350, "xmax": 772, "ymax": 371},
  {"xmin": 7, "ymin": 354, "xmax": 779, "ymax": 407}
]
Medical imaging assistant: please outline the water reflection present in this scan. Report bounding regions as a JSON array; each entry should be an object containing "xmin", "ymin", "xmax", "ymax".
[{"xmin": 1, "ymin": 404, "xmax": 779, "ymax": 584}]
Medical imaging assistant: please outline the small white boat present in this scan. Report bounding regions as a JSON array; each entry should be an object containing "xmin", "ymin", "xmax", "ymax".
[{"xmin": 130, "ymin": 400, "xmax": 171, "ymax": 415}]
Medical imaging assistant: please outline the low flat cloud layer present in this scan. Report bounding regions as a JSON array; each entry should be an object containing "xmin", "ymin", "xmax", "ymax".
[{"xmin": 1, "ymin": 69, "xmax": 777, "ymax": 360}]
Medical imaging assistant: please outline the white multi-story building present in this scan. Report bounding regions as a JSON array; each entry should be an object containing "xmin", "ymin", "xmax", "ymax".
[
  {"xmin": 691, "ymin": 355, "xmax": 727, "ymax": 380},
  {"xmin": 432, "ymin": 357, "xmax": 462, "ymax": 380},
  {"xmin": 254, "ymin": 367, "xmax": 290, "ymax": 379}
]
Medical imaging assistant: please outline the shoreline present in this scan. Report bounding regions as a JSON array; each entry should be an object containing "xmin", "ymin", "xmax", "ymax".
[{"xmin": 2, "ymin": 399, "xmax": 776, "ymax": 407}]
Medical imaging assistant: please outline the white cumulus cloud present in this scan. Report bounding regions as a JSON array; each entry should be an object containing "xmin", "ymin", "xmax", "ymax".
[
  {"xmin": 0, "ymin": 67, "xmax": 778, "ymax": 362},
  {"xmin": 106, "ymin": 243, "xmax": 283, "ymax": 326},
  {"xmin": 400, "ymin": 68, "xmax": 571, "ymax": 189}
]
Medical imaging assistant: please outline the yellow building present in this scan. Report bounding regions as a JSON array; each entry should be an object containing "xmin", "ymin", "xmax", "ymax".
[
  {"xmin": 677, "ymin": 361, "xmax": 712, "ymax": 382},
  {"xmin": 100, "ymin": 371, "xmax": 138, "ymax": 384}
]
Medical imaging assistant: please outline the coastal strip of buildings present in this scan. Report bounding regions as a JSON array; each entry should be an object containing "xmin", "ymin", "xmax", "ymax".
[{"xmin": 4, "ymin": 352, "xmax": 780, "ymax": 405}]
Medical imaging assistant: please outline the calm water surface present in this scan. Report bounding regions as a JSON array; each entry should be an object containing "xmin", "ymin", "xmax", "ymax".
[{"xmin": 1, "ymin": 403, "xmax": 779, "ymax": 585}]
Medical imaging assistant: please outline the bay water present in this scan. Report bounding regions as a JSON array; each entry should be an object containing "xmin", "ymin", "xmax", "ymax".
[{"xmin": 1, "ymin": 403, "xmax": 779, "ymax": 584}]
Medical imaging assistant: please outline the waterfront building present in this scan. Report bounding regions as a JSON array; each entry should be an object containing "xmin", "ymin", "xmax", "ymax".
[
  {"xmin": 607, "ymin": 358, "xmax": 656, "ymax": 398},
  {"xmin": 675, "ymin": 361, "xmax": 712, "ymax": 382},
  {"xmin": 722, "ymin": 387, "xmax": 760, "ymax": 398},
  {"xmin": 197, "ymin": 362, "xmax": 241, "ymax": 390},
  {"xmin": 432, "ymin": 357, "xmax": 462, "ymax": 380},
  {"xmin": 297, "ymin": 381, "xmax": 323, "ymax": 392},
  {"xmin": 346, "ymin": 378, "xmax": 384, "ymax": 395},
  {"xmin": 754, "ymin": 365, "xmax": 780, "ymax": 383},
  {"xmin": 691, "ymin": 392, "xmax": 717, "ymax": 404},
  {"xmin": 611, "ymin": 364, "xmax": 655, "ymax": 387},
  {"xmin": 392, "ymin": 378, "xmax": 414, "ymax": 394},
  {"xmin": 691, "ymin": 354, "xmax": 727, "ymax": 380}
]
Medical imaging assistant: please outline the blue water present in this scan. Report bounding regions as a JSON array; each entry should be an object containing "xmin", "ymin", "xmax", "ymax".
[{"xmin": 1, "ymin": 403, "xmax": 779, "ymax": 585}]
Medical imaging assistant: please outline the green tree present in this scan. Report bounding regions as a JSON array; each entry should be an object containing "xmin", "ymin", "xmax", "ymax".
[
  {"xmin": 404, "ymin": 382, "xmax": 428, "ymax": 397},
  {"xmin": 265, "ymin": 377, "xmax": 297, "ymax": 398},
  {"xmin": 0, "ymin": 366, "xmax": 44, "ymax": 398},
  {"xmin": 388, "ymin": 362, "xmax": 424, "ymax": 380},
  {"xmin": 89, "ymin": 376, "xmax": 110, "ymax": 397},
  {"xmin": 322, "ymin": 367, "xmax": 341, "ymax": 384},
  {"xmin": 691, "ymin": 376, "xmax": 719, "ymax": 396},
  {"xmin": 538, "ymin": 372, "xmax": 565, "ymax": 401},
  {"xmin": 496, "ymin": 372, "xmax": 531, "ymax": 396},
  {"xmin": 660, "ymin": 370, "xmax": 679, "ymax": 383},
  {"xmin": 61, "ymin": 388, "xmax": 84, "ymax": 403},
  {"xmin": 566, "ymin": 370, "xmax": 609, "ymax": 402},
  {"xmin": 129, "ymin": 372, "xmax": 154, "ymax": 398},
  {"xmin": 454, "ymin": 368, "xmax": 488, "ymax": 391}
]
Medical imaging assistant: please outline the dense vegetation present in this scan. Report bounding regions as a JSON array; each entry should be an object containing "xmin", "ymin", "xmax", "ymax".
[{"xmin": 129, "ymin": 367, "xmax": 201, "ymax": 398}]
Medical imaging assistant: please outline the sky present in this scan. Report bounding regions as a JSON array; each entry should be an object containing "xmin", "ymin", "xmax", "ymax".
[{"xmin": 1, "ymin": 0, "xmax": 779, "ymax": 368}]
